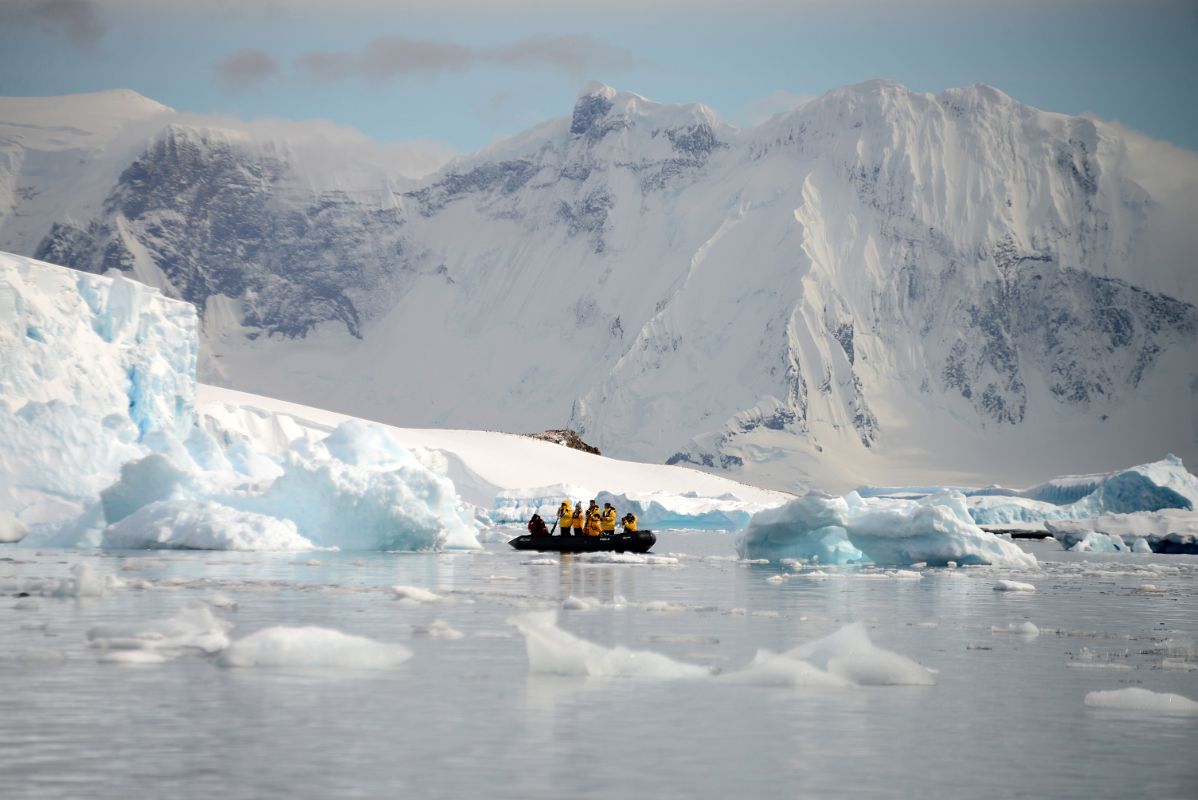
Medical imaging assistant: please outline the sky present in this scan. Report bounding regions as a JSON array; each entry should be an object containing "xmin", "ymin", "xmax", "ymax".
[{"xmin": 0, "ymin": 0, "xmax": 1196, "ymax": 159}]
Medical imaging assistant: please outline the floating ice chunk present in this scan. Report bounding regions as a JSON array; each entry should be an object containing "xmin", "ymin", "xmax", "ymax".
[
  {"xmin": 991, "ymin": 621, "xmax": 1040, "ymax": 638},
  {"xmin": 509, "ymin": 611, "xmax": 710, "ymax": 679},
  {"xmin": 219, "ymin": 626, "xmax": 411, "ymax": 669},
  {"xmin": 523, "ymin": 558, "xmax": 557, "ymax": 566},
  {"xmin": 720, "ymin": 650, "xmax": 853, "ymax": 688},
  {"xmin": 1084, "ymin": 687, "xmax": 1198, "ymax": 714},
  {"xmin": 103, "ymin": 499, "xmax": 318, "ymax": 551},
  {"xmin": 576, "ymin": 552, "xmax": 679, "ymax": 565},
  {"xmin": 766, "ymin": 575, "xmax": 786, "ymax": 584},
  {"xmin": 0, "ymin": 511, "xmax": 28, "ymax": 543},
  {"xmin": 738, "ymin": 491, "xmax": 1034, "ymax": 567},
  {"xmin": 411, "ymin": 619, "xmax": 464, "ymax": 640},
  {"xmin": 391, "ymin": 585, "xmax": 440, "ymax": 603},
  {"xmin": 87, "ymin": 605, "xmax": 232, "ymax": 659},
  {"xmin": 12, "ymin": 598, "xmax": 39, "ymax": 611},
  {"xmin": 993, "ymin": 580, "xmax": 1036, "ymax": 593},
  {"xmin": 99, "ymin": 650, "xmax": 169, "ymax": 665},
  {"xmin": 785, "ymin": 623, "xmax": 936, "ymax": 686},
  {"xmin": 561, "ymin": 595, "xmax": 593, "ymax": 610},
  {"xmin": 1132, "ymin": 538, "xmax": 1152, "ymax": 553},
  {"xmin": 50, "ymin": 563, "xmax": 118, "ymax": 598}
]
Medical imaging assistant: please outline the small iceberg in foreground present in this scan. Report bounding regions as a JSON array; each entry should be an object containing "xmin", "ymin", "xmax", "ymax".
[
  {"xmin": 218, "ymin": 626, "xmax": 412, "ymax": 669},
  {"xmin": 736, "ymin": 490, "xmax": 1035, "ymax": 567},
  {"xmin": 1084, "ymin": 687, "xmax": 1198, "ymax": 715}
]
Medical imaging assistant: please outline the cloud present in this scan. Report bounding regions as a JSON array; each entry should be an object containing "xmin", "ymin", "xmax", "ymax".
[
  {"xmin": 216, "ymin": 49, "xmax": 280, "ymax": 93},
  {"xmin": 296, "ymin": 34, "xmax": 638, "ymax": 84},
  {"xmin": 741, "ymin": 90, "xmax": 817, "ymax": 127},
  {"xmin": 0, "ymin": 0, "xmax": 106, "ymax": 52}
]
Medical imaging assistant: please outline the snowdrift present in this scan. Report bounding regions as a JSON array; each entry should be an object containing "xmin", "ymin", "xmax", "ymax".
[{"xmin": 737, "ymin": 490, "xmax": 1035, "ymax": 567}]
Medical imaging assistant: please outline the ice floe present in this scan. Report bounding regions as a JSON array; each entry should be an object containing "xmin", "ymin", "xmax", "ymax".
[
  {"xmin": 391, "ymin": 585, "xmax": 441, "ymax": 603},
  {"xmin": 219, "ymin": 626, "xmax": 411, "ymax": 669},
  {"xmin": 993, "ymin": 580, "xmax": 1036, "ymax": 593},
  {"xmin": 991, "ymin": 621, "xmax": 1040, "ymax": 638},
  {"xmin": 1084, "ymin": 688, "xmax": 1198, "ymax": 714},
  {"xmin": 87, "ymin": 605, "xmax": 232, "ymax": 660},
  {"xmin": 509, "ymin": 611, "xmax": 710, "ymax": 679}
]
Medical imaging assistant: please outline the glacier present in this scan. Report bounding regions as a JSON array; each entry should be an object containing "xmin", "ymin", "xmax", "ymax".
[{"xmin": 0, "ymin": 252, "xmax": 482, "ymax": 551}]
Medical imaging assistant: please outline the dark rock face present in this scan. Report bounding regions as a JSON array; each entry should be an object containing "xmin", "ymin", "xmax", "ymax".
[
  {"xmin": 571, "ymin": 92, "xmax": 615, "ymax": 138},
  {"xmin": 33, "ymin": 128, "xmax": 413, "ymax": 339},
  {"xmin": 944, "ymin": 255, "xmax": 1196, "ymax": 425},
  {"xmin": 407, "ymin": 160, "xmax": 540, "ymax": 216},
  {"xmin": 524, "ymin": 429, "xmax": 601, "ymax": 455}
]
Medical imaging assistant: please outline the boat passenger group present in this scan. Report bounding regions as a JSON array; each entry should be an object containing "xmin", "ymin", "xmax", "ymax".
[{"xmin": 526, "ymin": 499, "xmax": 638, "ymax": 538}]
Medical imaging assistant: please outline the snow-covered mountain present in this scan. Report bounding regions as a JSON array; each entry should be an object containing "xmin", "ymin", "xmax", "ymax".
[{"xmin": 2, "ymin": 82, "xmax": 1195, "ymax": 492}]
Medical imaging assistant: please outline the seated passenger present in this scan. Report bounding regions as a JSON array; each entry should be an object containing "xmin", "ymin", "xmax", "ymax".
[
  {"xmin": 621, "ymin": 512, "xmax": 638, "ymax": 532},
  {"xmin": 601, "ymin": 503, "xmax": 618, "ymax": 533},
  {"xmin": 527, "ymin": 513, "xmax": 548, "ymax": 537},
  {"xmin": 572, "ymin": 505, "xmax": 586, "ymax": 537}
]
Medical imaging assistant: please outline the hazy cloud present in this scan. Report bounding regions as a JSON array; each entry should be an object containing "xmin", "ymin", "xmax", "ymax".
[
  {"xmin": 296, "ymin": 34, "xmax": 638, "ymax": 84},
  {"xmin": 0, "ymin": 0, "xmax": 106, "ymax": 52},
  {"xmin": 216, "ymin": 49, "xmax": 280, "ymax": 93}
]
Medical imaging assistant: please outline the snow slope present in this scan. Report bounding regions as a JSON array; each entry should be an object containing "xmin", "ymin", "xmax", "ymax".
[{"xmin": 2, "ymin": 83, "xmax": 1196, "ymax": 492}]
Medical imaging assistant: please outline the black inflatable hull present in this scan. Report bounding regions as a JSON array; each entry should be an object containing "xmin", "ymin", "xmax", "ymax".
[{"xmin": 508, "ymin": 531, "xmax": 656, "ymax": 553}]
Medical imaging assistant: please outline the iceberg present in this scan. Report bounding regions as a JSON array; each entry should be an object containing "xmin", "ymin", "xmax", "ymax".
[
  {"xmin": 736, "ymin": 490, "xmax": 1035, "ymax": 567},
  {"xmin": 1046, "ymin": 510, "xmax": 1198, "ymax": 554},
  {"xmin": 966, "ymin": 455, "xmax": 1198, "ymax": 526}
]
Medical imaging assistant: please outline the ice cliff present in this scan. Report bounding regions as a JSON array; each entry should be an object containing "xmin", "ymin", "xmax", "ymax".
[{"xmin": 0, "ymin": 253, "xmax": 480, "ymax": 550}]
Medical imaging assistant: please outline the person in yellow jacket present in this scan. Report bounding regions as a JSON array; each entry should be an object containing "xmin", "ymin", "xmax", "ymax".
[
  {"xmin": 600, "ymin": 503, "xmax": 618, "ymax": 533},
  {"xmin": 571, "ymin": 504, "xmax": 585, "ymax": 537},
  {"xmin": 621, "ymin": 512, "xmax": 638, "ymax": 532},
  {"xmin": 557, "ymin": 500, "xmax": 573, "ymax": 537},
  {"xmin": 585, "ymin": 505, "xmax": 603, "ymax": 537}
]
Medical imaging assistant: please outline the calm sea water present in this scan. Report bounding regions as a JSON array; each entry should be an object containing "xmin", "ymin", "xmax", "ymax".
[{"xmin": 2, "ymin": 532, "xmax": 1196, "ymax": 799}]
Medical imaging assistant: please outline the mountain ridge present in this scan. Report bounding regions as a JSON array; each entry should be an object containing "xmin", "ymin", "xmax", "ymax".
[{"xmin": 1, "ymin": 81, "xmax": 1194, "ymax": 492}]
